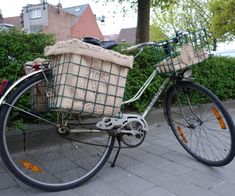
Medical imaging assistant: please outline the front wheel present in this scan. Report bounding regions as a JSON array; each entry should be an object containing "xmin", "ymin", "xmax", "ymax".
[
  {"xmin": 0, "ymin": 71, "xmax": 115, "ymax": 191},
  {"xmin": 165, "ymin": 81, "xmax": 235, "ymax": 166}
]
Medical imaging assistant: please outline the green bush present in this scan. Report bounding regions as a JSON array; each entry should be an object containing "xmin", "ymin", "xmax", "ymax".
[
  {"xmin": 193, "ymin": 56, "xmax": 235, "ymax": 101},
  {"xmin": 0, "ymin": 32, "xmax": 234, "ymax": 113},
  {"xmin": 117, "ymin": 45, "xmax": 235, "ymax": 112},
  {"xmin": 123, "ymin": 48, "xmax": 165, "ymax": 111},
  {"xmin": 0, "ymin": 29, "xmax": 55, "ymax": 81}
]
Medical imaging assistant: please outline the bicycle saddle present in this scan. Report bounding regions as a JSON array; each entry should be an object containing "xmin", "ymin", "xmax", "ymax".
[{"xmin": 82, "ymin": 36, "xmax": 117, "ymax": 49}]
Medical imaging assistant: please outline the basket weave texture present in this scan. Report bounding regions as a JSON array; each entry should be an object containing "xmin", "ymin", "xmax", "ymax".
[
  {"xmin": 156, "ymin": 30, "xmax": 210, "ymax": 73},
  {"xmin": 157, "ymin": 43, "xmax": 208, "ymax": 73},
  {"xmin": 45, "ymin": 39, "xmax": 133, "ymax": 116}
]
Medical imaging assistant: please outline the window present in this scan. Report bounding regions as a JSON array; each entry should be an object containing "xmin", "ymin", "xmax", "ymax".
[
  {"xmin": 29, "ymin": 9, "xmax": 42, "ymax": 19},
  {"xmin": 30, "ymin": 25, "xmax": 43, "ymax": 33}
]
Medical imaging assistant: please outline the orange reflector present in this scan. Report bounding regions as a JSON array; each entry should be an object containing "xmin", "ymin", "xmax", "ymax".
[
  {"xmin": 177, "ymin": 126, "xmax": 187, "ymax": 144},
  {"xmin": 211, "ymin": 107, "xmax": 226, "ymax": 129},
  {"xmin": 20, "ymin": 160, "xmax": 43, "ymax": 173}
]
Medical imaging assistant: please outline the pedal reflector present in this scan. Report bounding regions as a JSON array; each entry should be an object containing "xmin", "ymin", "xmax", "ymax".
[
  {"xmin": 20, "ymin": 160, "xmax": 43, "ymax": 173},
  {"xmin": 211, "ymin": 107, "xmax": 226, "ymax": 129},
  {"xmin": 177, "ymin": 126, "xmax": 187, "ymax": 144}
]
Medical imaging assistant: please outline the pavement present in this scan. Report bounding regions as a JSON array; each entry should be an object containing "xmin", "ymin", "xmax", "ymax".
[{"xmin": 0, "ymin": 105, "xmax": 235, "ymax": 195}]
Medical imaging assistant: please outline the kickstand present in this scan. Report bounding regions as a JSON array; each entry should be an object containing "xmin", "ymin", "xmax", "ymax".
[{"xmin": 111, "ymin": 136, "xmax": 122, "ymax": 168}]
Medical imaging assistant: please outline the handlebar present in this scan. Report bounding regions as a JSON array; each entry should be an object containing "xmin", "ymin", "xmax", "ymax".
[
  {"xmin": 122, "ymin": 31, "xmax": 187, "ymax": 53},
  {"xmin": 123, "ymin": 42, "xmax": 157, "ymax": 52}
]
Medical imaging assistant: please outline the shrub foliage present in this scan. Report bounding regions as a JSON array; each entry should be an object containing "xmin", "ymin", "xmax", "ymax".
[
  {"xmin": 0, "ymin": 31, "xmax": 234, "ymax": 112},
  {"xmin": 0, "ymin": 29, "xmax": 55, "ymax": 81}
]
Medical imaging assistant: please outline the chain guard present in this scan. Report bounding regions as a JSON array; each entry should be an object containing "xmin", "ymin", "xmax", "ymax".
[
  {"xmin": 96, "ymin": 114, "xmax": 148, "ymax": 147},
  {"xmin": 96, "ymin": 114, "xmax": 148, "ymax": 131}
]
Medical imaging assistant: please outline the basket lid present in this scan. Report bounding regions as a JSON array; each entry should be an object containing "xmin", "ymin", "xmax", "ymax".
[{"xmin": 44, "ymin": 39, "xmax": 133, "ymax": 69}]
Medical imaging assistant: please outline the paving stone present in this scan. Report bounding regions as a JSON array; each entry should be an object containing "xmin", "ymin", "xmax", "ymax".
[
  {"xmin": 74, "ymin": 177, "xmax": 127, "ymax": 196},
  {"xmin": 177, "ymin": 170, "xmax": 223, "ymax": 189},
  {"xmin": 121, "ymin": 147, "xmax": 152, "ymax": 163},
  {"xmin": 207, "ymin": 167, "xmax": 235, "ymax": 185},
  {"xmin": 160, "ymin": 150, "xmax": 196, "ymax": 167},
  {"xmin": 154, "ymin": 160, "xmax": 192, "ymax": 175},
  {"xmin": 136, "ymin": 152, "xmax": 167, "ymax": 167},
  {"xmin": 166, "ymin": 143, "xmax": 189, "ymax": 154},
  {"xmin": 174, "ymin": 183, "xmax": 220, "ymax": 196},
  {"xmin": 139, "ymin": 143, "xmax": 171, "ymax": 155},
  {"xmin": 26, "ymin": 188, "xmax": 77, "ymax": 196},
  {"xmin": 114, "ymin": 153, "xmax": 142, "ymax": 168},
  {"xmin": 121, "ymin": 147, "xmax": 147, "ymax": 159},
  {"xmin": 148, "ymin": 137, "xmax": 178, "ymax": 148},
  {"xmin": 141, "ymin": 186, "xmax": 177, "ymax": 196},
  {"xmin": 126, "ymin": 162, "xmax": 164, "ymax": 179},
  {"xmin": 112, "ymin": 174, "xmax": 156, "ymax": 196},
  {"xmin": 147, "ymin": 126, "xmax": 173, "ymax": 140},
  {"xmin": 189, "ymin": 163, "xmax": 235, "ymax": 184},
  {"xmin": 0, "ymin": 172, "xmax": 17, "ymax": 190},
  {"xmin": 97, "ymin": 165, "xmax": 133, "ymax": 183},
  {"xmin": 148, "ymin": 171, "xmax": 190, "ymax": 193},
  {"xmin": 0, "ymin": 186, "xmax": 27, "ymax": 196},
  {"xmin": 210, "ymin": 181, "xmax": 235, "ymax": 196}
]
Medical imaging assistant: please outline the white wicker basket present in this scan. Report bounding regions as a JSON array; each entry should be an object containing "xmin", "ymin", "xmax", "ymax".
[{"xmin": 45, "ymin": 39, "xmax": 133, "ymax": 116}]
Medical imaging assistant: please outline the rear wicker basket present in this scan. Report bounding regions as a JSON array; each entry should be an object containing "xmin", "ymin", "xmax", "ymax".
[{"xmin": 45, "ymin": 39, "xmax": 133, "ymax": 117}]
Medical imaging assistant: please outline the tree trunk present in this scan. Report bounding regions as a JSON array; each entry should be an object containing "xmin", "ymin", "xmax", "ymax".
[
  {"xmin": 136, "ymin": 0, "xmax": 150, "ymax": 43},
  {"xmin": 212, "ymin": 37, "xmax": 217, "ymax": 51}
]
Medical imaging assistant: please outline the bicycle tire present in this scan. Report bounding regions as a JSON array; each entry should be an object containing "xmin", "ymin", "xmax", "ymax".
[
  {"xmin": 0, "ymin": 71, "xmax": 115, "ymax": 191},
  {"xmin": 165, "ymin": 81, "xmax": 235, "ymax": 166}
]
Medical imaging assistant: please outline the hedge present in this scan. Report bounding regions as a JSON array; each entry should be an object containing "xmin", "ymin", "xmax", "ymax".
[
  {"xmin": 0, "ymin": 29, "xmax": 55, "ymax": 81},
  {"xmin": 0, "ymin": 31, "xmax": 234, "ymax": 113}
]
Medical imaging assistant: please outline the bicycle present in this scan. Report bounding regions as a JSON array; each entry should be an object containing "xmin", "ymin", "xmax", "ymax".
[{"xmin": 0, "ymin": 29, "xmax": 234, "ymax": 192}]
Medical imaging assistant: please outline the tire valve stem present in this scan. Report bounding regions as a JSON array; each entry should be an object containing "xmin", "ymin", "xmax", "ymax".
[{"xmin": 177, "ymin": 126, "xmax": 187, "ymax": 144}]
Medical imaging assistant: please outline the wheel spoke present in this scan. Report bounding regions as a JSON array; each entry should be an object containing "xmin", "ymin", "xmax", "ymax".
[
  {"xmin": 0, "ymin": 72, "xmax": 114, "ymax": 191},
  {"xmin": 165, "ymin": 82, "xmax": 235, "ymax": 166}
]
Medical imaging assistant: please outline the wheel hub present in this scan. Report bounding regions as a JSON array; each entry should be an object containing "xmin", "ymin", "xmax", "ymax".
[
  {"xmin": 57, "ymin": 125, "xmax": 70, "ymax": 135},
  {"xmin": 187, "ymin": 116, "xmax": 203, "ymax": 129}
]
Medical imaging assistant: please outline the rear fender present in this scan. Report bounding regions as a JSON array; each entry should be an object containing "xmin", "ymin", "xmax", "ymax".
[{"xmin": 0, "ymin": 70, "xmax": 43, "ymax": 106}]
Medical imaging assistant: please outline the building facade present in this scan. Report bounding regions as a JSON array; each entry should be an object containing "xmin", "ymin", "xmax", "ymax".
[{"xmin": 22, "ymin": 2, "xmax": 103, "ymax": 40}]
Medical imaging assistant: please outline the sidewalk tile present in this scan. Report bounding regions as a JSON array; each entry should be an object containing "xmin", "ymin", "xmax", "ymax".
[
  {"xmin": 141, "ymin": 186, "xmax": 177, "ymax": 196},
  {"xmin": 210, "ymin": 181, "xmax": 235, "ymax": 196},
  {"xmin": 0, "ymin": 172, "xmax": 17, "ymax": 190},
  {"xmin": 0, "ymin": 187, "xmax": 26, "ymax": 196},
  {"xmin": 112, "ymin": 174, "xmax": 156, "ymax": 196}
]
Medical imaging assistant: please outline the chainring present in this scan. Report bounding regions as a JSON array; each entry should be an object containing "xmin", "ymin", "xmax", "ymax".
[{"xmin": 120, "ymin": 120, "xmax": 146, "ymax": 147}]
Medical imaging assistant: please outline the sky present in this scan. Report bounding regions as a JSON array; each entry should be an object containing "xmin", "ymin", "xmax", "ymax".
[{"xmin": 0, "ymin": 0, "xmax": 137, "ymax": 35}]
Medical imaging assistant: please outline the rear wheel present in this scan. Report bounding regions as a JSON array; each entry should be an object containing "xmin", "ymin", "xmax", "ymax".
[
  {"xmin": 165, "ymin": 81, "xmax": 235, "ymax": 166},
  {"xmin": 0, "ymin": 71, "xmax": 115, "ymax": 191}
]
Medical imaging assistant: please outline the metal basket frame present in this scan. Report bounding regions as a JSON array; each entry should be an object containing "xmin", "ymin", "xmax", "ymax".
[
  {"xmin": 155, "ymin": 29, "xmax": 210, "ymax": 74},
  {"xmin": 47, "ymin": 53, "xmax": 128, "ymax": 117}
]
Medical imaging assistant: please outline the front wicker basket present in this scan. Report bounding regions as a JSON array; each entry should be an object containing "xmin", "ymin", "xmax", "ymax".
[{"xmin": 156, "ymin": 29, "xmax": 210, "ymax": 73}]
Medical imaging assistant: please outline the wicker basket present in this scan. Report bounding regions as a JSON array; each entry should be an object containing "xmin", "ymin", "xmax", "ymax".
[
  {"xmin": 156, "ymin": 29, "xmax": 210, "ymax": 73},
  {"xmin": 45, "ymin": 39, "xmax": 133, "ymax": 116}
]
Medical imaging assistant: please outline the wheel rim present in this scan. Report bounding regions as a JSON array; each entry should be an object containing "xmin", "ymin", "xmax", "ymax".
[
  {"xmin": 1, "ymin": 77, "xmax": 113, "ymax": 188},
  {"xmin": 168, "ymin": 84, "xmax": 233, "ymax": 165}
]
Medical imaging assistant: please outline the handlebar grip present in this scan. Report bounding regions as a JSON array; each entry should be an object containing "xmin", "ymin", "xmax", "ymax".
[{"xmin": 122, "ymin": 45, "xmax": 140, "ymax": 52}]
